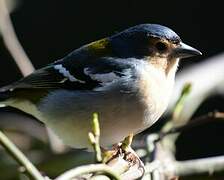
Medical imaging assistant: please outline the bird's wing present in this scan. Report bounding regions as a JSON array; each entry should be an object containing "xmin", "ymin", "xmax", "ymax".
[
  {"xmin": 0, "ymin": 66, "xmax": 94, "ymax": 92},
  {"xmin": 0, "ymin": 60, "xmax": 123, "ymax": 93},
  {"xmin": 0, "ymin": 37, "xmax": 132, "ymax": 96}
]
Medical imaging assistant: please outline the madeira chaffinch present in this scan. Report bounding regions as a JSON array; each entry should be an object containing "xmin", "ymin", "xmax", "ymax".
[{"xmin": 0, "ymin": 24, "xmax": 201, "ymax": 149}]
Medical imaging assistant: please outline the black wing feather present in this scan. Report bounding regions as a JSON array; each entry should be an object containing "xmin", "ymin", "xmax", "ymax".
[{"xmin": 0, "ymin": 54, "xmax": 130, "ymax": 94}]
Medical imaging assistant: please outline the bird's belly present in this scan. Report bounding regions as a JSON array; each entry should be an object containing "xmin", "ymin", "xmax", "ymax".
[{"xmin": 38, "ymin": 89, "xmax": 160, "ymax": 149}]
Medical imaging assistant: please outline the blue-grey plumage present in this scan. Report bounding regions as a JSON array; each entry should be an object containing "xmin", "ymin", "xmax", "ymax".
[
  {"xmin": 37, "ymin": 58, "xmax": 175, "ymax": 148},
  {"xmin": 0, "ymin": 24, "xmax": 202, "ymax": 149}
]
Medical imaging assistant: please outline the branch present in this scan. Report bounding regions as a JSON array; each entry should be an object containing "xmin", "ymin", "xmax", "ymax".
[
  {"xmin": 55, "ymin": 164, "xmax": 121, "ymax": 180},
  {"xmin": 144, "ymin": 156, "xmax": 224, "ymax": 179},
  {"xmin": 0, "ymin": 0, "xmax": 34, "ymax": 76},
  {"xmin": 0, "ymin": 130, "xmax": 45, "ymax": 180},
  {"xmin": 167, "ymin": 53, "xmax": 224, "ymax": 121},
  {"xmin": 0, "ymin": 0, "xmax": 65, "ymax": 153},
  {"xmin": 172, "ymin": 156, "xmax": 224, "ymax": 177}
]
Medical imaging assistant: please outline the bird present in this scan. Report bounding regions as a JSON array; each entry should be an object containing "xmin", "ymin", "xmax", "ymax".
[{"xmin": 0, "ymin": 24, "xmax": 201, "ymax": 149}]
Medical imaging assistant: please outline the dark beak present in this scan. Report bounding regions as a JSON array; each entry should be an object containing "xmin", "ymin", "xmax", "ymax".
[{"xmin": 173, "ymin": 42, "xmax": 202, "ymax": 59}]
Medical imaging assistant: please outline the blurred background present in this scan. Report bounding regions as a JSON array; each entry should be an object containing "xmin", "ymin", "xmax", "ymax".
[{"xmin": 0, "ymin": 0, "xmax": 224, "ymax": 179}]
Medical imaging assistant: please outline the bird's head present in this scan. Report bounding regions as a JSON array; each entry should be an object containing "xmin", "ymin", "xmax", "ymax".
[{"xmin": 110, "ymin": 24, "xmax": 202, "ymax": 75}]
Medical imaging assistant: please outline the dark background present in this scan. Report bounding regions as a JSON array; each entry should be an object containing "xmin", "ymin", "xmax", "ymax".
[
  {"xmin": 0, "ymin": 0, "xmax": 224, "ymax": 162},
  {"xmin": 1, "ymin": 0, "xmax": 223, "ymax": 84}
]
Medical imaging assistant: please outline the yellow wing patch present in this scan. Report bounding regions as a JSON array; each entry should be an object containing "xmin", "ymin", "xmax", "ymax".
[{"xmin": 86, "ymin": 38, "xmax": 112, "ymax": 56}]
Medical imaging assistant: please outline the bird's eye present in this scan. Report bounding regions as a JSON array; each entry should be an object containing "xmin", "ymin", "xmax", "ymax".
[{"xmin": 155, "ymin": 42, "xmax": 168, "ymax": 52}]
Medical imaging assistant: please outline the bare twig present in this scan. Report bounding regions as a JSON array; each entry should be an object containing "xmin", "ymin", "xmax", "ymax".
[
  {"xmin": 0, "ymin": 0, "xmax": 65, "ymax": 153},
  {"xmin": 0, "ymin": 0, "xmax": 34, "ymax": 76},
  {"xmin": 0, "ymin": 130, "xmax": 45, "ymax": 180},
  {"xmin": 144, "ymin": 156, "xmax": 224, "ymax": 179},
  {"xmin": 172, "ymin": 156, "xmax": 224, "ymax": 177},
  {"xmin": 168, "ymin": 53, "xmax": 224, "ymax": 121},
  {"xmin": 55, "ymin": 164, "xmax": 121, "ymax": 180}
]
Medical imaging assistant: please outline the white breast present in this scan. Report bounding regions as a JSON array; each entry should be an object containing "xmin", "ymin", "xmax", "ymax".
[{"xmin": 135, "ymin": 60, "xmax": 177, "ymax": 129}]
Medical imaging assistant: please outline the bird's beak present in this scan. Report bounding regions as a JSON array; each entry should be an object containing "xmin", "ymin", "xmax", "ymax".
[{"xmin": 173, "ymin": 42, "xmax": 202, "ymax": 59}]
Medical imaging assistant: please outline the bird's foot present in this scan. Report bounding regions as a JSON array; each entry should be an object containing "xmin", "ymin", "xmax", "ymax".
[
  {"xmin": 120, "ymin": 134, "xmax": 145, "ymax": 171},
  {"xmin": 101, "ymin": 134, "xmax": 145, "ymax": 176}
]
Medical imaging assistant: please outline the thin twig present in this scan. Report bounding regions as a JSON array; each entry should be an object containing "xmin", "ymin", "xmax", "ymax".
[
  {"xmin": 0, "ymin": 0, "xmax": 34, "ymax": 76},
  {"xmin": 0, "ymin": 0, "xmax": 65, "ymax": 154},
  {"xmin": 162, "ymin": 83, "xmax": 192, "ymax": 133},
  {"xmin": 0, "ymin": 130, "xmax": 45, "ymax": 180},
  {"xmin": 88, "ymin": 113, "xmax": 102, "ymax": 163},
  {"xmin": 171, "ymin": 83, "xmax": 192, "ymax": 122},
  {"xmin": 55, "ymin": 164, "xmax": 121, "ymax": 180}
]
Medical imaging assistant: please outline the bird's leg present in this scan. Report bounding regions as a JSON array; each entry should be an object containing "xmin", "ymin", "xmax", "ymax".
[
  {"xmin": 102, "ymin": 134, "xmax": 144, "ymax": 172},
  {"xmin": 101, "ymin": 134, "xmax": 134, "ymax": 162},
  {"xmin": 120, "ymin": 134, "xmax": 145, "ymax": 170}
]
